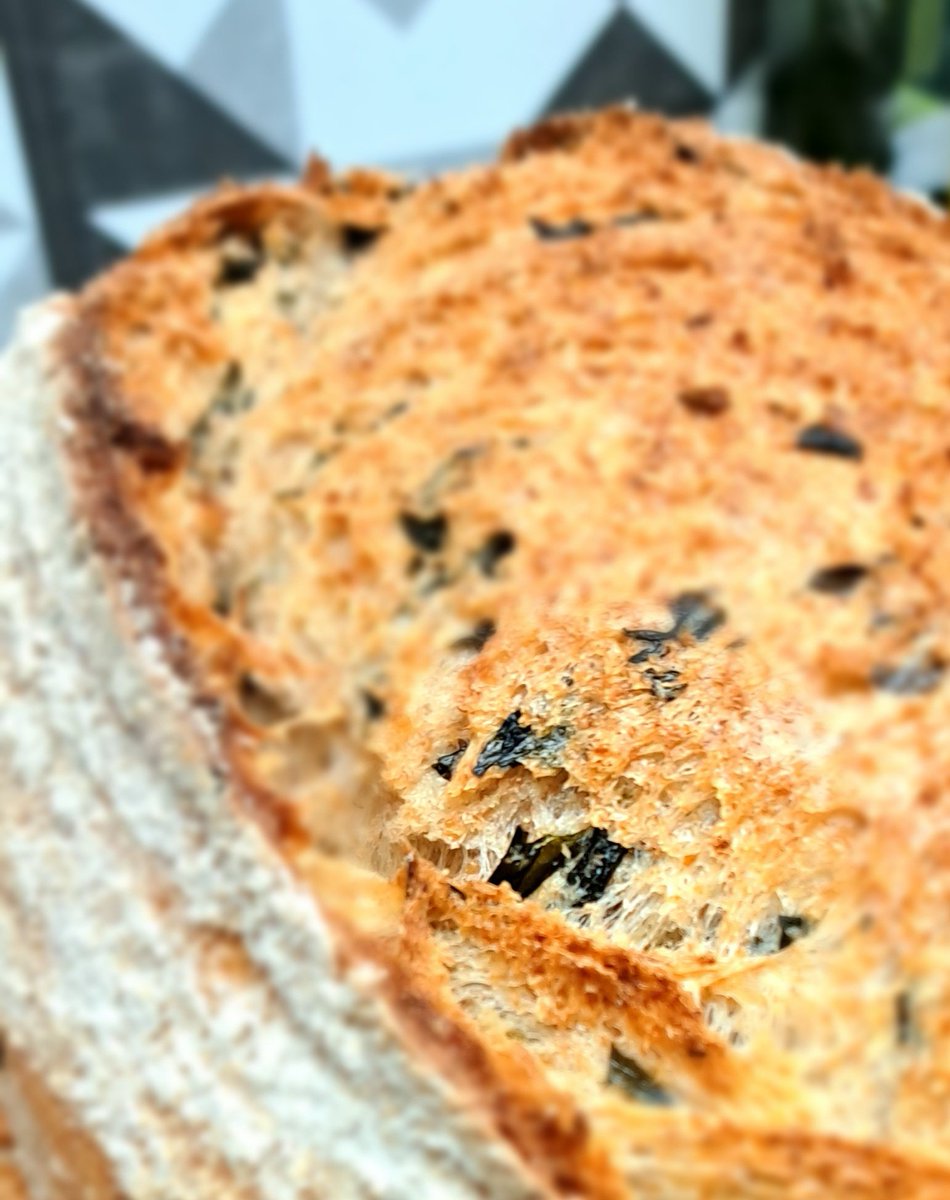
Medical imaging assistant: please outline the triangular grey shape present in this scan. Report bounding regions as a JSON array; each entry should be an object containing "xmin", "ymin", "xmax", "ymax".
[
  {"xmin": 1, "ymin": 0, "xmax": 289, "ymax": 286},
  {"xmin": 543, "ymin": 9, "xmax": 713, "ymax": 118},
  {"xmin": 0, "ymin": 207, "xmax": 23, "ymax": 232},
  {"xmin": 363, "ymin": 0, "xmax": 431, "ymax": 28},
  {"xmin": 714, "ymin": 61, "xmax": 765, "ymax": 135},
  {"xmin": 188, "ymin": 0, "xmax": 298, "ymax": 161},
  {"xmin": 728, "ymin": 0, "xmax": 767, "ymax": 83}
]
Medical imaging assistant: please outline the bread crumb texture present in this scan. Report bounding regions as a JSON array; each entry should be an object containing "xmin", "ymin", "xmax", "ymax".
[{"xmin": 68, "ymin": 108, "xmax": 950, "ymax": 1195}]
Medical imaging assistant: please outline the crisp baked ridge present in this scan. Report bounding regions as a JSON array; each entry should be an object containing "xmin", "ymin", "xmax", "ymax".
[{"xmin": 3, "ymin": 107, "xmax": 950, "ymax": 1197}]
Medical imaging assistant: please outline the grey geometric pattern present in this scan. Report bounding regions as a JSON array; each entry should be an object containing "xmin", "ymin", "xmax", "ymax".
[
  {"xmin": 714, "ymin": 60, "xmax": 766, "ymax": 135},
  {"xmin": 728, "ymin": 0, "xmax": 768, "ymax": 82},
  {"xmin": 1, "ymin": 0, "xmax": 288, "ymax": 287},
  {"xmin": 72, "ymin": 0, "xmax": 225, "ymax": 69},
  {"xmin": 188, "ymin": 0, "xmax": 299, "ymax": 160},
  {"xmin": 280, "ymin": 0, "xmax": 614, "ymax": 168},
  {"xmin": 623, "ymin": 0, "xmax": 729, "ymax": 95},
  {"xmin": 545, "ymin": 9, "xmax": 714, "ymax": 118}
]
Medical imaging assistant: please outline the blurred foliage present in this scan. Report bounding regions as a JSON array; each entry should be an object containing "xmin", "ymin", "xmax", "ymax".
[
  {"xmin": 903, "ymin": 0, "xmax": 947, "ymax": 80},
  {"xmin": 766, "ymin": 0, "xmax": 909, "ymax": 172}
]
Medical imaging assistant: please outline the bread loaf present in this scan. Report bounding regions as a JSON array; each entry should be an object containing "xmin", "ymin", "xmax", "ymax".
[{"xmin": 2, "ymin": 106, "xmax": 950, "ymax": 1198}]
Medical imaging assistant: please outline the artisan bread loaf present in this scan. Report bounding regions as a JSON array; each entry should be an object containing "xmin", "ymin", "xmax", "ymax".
[{"xmin": 2, "ymin": 106, "xmax": 950, "ymax": 1198}]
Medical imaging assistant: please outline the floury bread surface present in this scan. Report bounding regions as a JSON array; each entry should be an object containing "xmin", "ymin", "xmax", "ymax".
[{"xmin": 2, "ymin": 107, "xmax": 950, "ymax": 1198}]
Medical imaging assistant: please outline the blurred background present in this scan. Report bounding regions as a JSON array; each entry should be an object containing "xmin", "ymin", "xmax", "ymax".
[{"xmin": 0, "ymin": 0, "xmax": 948, "ymax": 339}]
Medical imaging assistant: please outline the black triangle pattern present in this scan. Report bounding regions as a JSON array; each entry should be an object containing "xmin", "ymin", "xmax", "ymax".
[
  {"xmin": 188, "ymin": 0, "xmax": 298, "ymax": 160},
  {"xmin": 0, "ymin": 1, "xmax": 787, "ymax": 299},
  {"xmin": 2, "ymin": 0, "xmax": 290, "ymax": 286},
  {"xmin": 543, "ymin": 9, "xmax": 714, "ymax": 120}
]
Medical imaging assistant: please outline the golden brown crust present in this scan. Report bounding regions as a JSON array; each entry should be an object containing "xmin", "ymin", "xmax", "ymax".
[
  {"xmin": 56, "ymin": 307, "xmax": 307, "ymax": 849},
  {"xmin": 401, "ymin": 859, "xmax": 746, "ymax": 1106},
  {"xmin": 356, "ymin": 930, "xmax": 627, "ymax": 1200},
  {"xmin": 38, "ymin": 106, "xmax": 950, "ymax": 1194}
]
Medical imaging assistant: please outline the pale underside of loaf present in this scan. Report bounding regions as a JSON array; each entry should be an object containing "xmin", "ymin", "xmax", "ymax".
[{"xmin": 2, "ymin": 108, "xmax": 950, "ymax": 1198}]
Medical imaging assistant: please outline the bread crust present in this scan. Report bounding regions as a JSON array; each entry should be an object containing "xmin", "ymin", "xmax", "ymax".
[{"xmin": 4, "ymin": 108, "xmax": 950, "ymax": 1197}]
